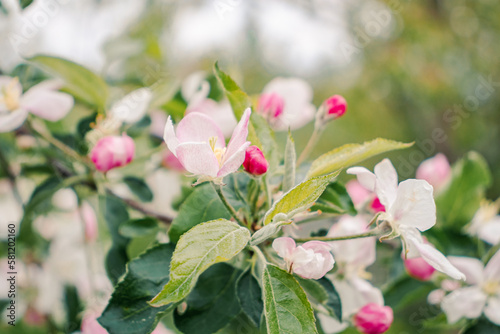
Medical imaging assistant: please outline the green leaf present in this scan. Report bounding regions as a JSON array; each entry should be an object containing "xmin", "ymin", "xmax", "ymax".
[
  {"xmin": 306, "ymin": 138, "xmax": 413, "ymax": 179},
  {"xmin": 310, "ymin": 182, "xmax": 356, "ymax": 216},
  {"xmin": 283, "ymin": 131, "xmax": 297, "ymax": 193},
  {"xmin": 174, "ymin": 263, "xmax": 243, "ymax": 334},
  {"xmin": 214, "ymin": 62, "xmax": 251, "ymax": 119},
  {"xmin": 64, "ymin": 285, "xmax": 83, "ymax": 331},
  {"xmin": 262, "ymin": 265, "xmax": 318, "ymax": 334},
  {"xmin": 436, "ymin": 152, "xmax": 492, "ymax": 229},
  {"xmin": 237, "ymin": 270, "xmax": 264, "ymax": 327},
  {"xmin": 28, "ymin": 55, "xmax": 109, "ymax": 109},
  {"xmin": 250, "ymin": 221, "xmax": 292, "ymax": 246},
  {"xmin": 119, "ymin": 218, "xmax": 159, "ymax": 238},
  {"xmin": 150, "ymin": 219, "xmax": 251, "ymax": 306},
  {"xmin": 296, "ymin": 277, "xmax": 342, "ymax": 320},
  {"xmin": 263, "ymin": 172, "xmax": 338, "ymax": 225},
  {"xmin": 98, "ymin": 244, "xmax": 176, "ymax": 334},
  {"xmin": 123, "ymin": 176, "xmax": 154, "ymax": 202},
  {"xmin": 463, "ymin": 318, "xmax": 500, "ymax": 334}
]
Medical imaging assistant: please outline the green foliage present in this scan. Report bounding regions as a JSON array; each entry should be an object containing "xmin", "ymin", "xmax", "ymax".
[
  {"xmin": 123, "ymin": 176, "xmax": 154, "ymax": 202},
  {"xmin": 263, "ymin": 172, "xmax": 338, "ymax": 225},
  {"xmin": 150, "ymin": 219, "xmax": 251, "ymax": 306},
  {"xmin": 463, "ymin": 319, "xmax": 500, "ymax": 334},
  {"xmin": 98, "ymin": 244, "xmax": 176, "ymax": 334},
  {"xmin": 262, "ymin": 265, "xmax": 318, "ymax": 334},
  {"xmin": 28, "ymin": 55, "xmax": 109, "ymax": 109},
  {"xmin": 237, "ymin": 270, "xmax": 264, "ymax": 327},
  {"xmin": 306, "ymin": 138, "xmax": 413, "ymax": 179},
  {"xmin": 119, "ymin": 218, "xmax": 159, "ymax": 238},
  {"xmin": 213, "ymin": 62, "xmax": 252, "ymax": 119},
  {"xmin": 296, "ymin": 277, "xmax": 342, "ymax": 321},
  {"xmin": 310, "ymin": 181, "xmax": 356, "ymax": 216},
  {"xmin": 174, "ymin": 263, "xmax": 244, "ymax": 334}
]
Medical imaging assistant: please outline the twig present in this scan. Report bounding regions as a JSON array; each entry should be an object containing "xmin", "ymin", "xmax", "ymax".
[{"xmin": 212, "ymin": 182, "xmax": 245, "ymax": 227}]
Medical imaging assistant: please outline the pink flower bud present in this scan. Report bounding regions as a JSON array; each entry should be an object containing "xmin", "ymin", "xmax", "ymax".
[
  {"xmin": 243, "ymin": 145, "xmax": 269, "ymax": 176},
  {"xmin": 258, "ymin": 93, "xmax": 285, "ymax": 119},
  {"xmin": 353, "ymin": 303, "xmax": 393, "ymax": 334},
  {"xmin": 370, "ymin": 197, "xmax": 386, "ymax": 212},
  {"xmin": 323, "ymin": 95, "xmax": 347, "ymax": 119},
  {"xmin": 416, "ymin": 153, "xmax": 451, "ymax": 191},
  {"xmin": 404, "ymin": 256, "xmax": 436, "ymax": 281},
  {"xmin": 90, "ymin": 134, "xmax": 135, "ymax": 172}
]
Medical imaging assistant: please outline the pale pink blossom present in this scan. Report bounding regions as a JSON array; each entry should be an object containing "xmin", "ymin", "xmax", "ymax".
[
  {"xmin": 0, "ymin": 76, "xmax": 74, "ymax": 132},
  {"xmin": 353, "ymin": 303, "xmax": 394, "ymax": 334},
  {"xmin": 81, "ymin": 202, "xmax": 98, "ymax": 242},
  {"xmin": 441, "ymin": 251, "xmax": 500, "ymax": 325},
  {"xmin": 258, "ymin": 77, "xmax": 315, "ymax": 131},
  {"xmin": 272, "ymin": 237, "xmax": 334, "ymax": 279},
  {"xmin": 468, "ymin": 201, "xmax": 500, "ymax": 245},
  {"xmin": 90, "ymin": 134, "xmax": 135, "ymax": 172},
  {"xmin": 347, "ymin": 159, "xmax": 465, "ymax": 280},
  {"xmin": 345, "ymin": 180, "xmax": 372, "ymax": 207},
  {"xmin": 109, "ymin": 87, "xmax": 152, "ymax": 124},
  {"xmin": 416, "ymin": 153, "xmax": 451, "ymax": 191},
  {"xmin": 150, "ymin": 110, "xmax": 168, "ymax": 138},
  {"xmin": 404, "ymin": 256, "xmax": 436, "ymax": 281},
  {"xmin": 163, "ymin": 108, "xmax": 251, "ymax": 182},
  {"xmin": 162, "ymin": 150, "xmax": 186, "ymax": 172},
  {"xmin": 243, "ymin": 145, "xmax": 268, "ymax": 176}
]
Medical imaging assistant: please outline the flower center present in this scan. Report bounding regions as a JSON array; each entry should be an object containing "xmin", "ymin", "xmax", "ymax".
[
  {"xmin": 209, "ymin": 136, "xmax": 226, "ymax": 166},
  {"xmin": 0, "ymin": 77, "xmax": 21, "ymax": 111},
  {"xmin": 482, "ymin": 280, "xmax": 499, "ymax": 296}
]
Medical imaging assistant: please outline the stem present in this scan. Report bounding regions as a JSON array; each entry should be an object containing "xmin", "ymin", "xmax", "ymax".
[
  {"xmin": 0, "ymin": 148, "xmax": 24, "ymax": 206},
  {"xmin": 212, "ymin": 182, "xmax": 246, "ymax": 227},
  {"xmin": 262, "ymin": 175, "xmax": 271, "ymax": 211},
  {"xmin": 297, "ymin": 126, "xmax": 324, "ymax": 165},
  {"xmin": 294, "ymin": 228, "xmax": 381, "ymax": 243},
  {"xmin": 483, "ymin": 241, "xmax": 500, "ymax": 264}
]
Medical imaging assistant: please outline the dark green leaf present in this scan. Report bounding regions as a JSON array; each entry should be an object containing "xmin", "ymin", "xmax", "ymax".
[
  {"xmin": 119, "ymin": 218, "xmax": 159, "ymax": 238},
  {"xmin": 64, "ymin": 285, "xmax": 83, "ymax": 331},
  {"xmin": 463, "ymin": 318, "xmax": 500, "ymax": 334},
  {"xmin": 123, "ymin": 176, "xmax": 154, "ymax": 203},
  {"xmin": 310, "ymin": 182, "xmax": 356, "ymax": 216},
  {"xmin": 174, "ymin": 263, "xmax": 243, "ymax": 334},
  {"xmin": 237, "ymin": 270, "xmax": 264, "ymax": 327},
  {"xmin": 296, "ymin": 276, "xmax": 342, "ymax": 321}
]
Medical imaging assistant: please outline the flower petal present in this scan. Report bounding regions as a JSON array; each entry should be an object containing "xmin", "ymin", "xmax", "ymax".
[
  {"xmin": 346, "ymin": 167, "xmax": 376, "ymax": 192},
  {"xmin": 176, "ymin": 112, "xmax": 225, "ymax": 147},
  {"xmin": 390, "ymin": 179, "xmax": 436, "ymax": 231},
  {"xmin": 163, "ymin": 116, "xmax": 180, "ymax": 154},
  {"xmin": 0, "ymin": 76, "xmax": 22, "ymax": 113},
  {"xmin": 477, "ymin": 218, "xmax": 500, "ymax": 245},
  {"xmin": 374, "ymin": 159, "xmax": 398, "ymax": 208},
  {"xmin": 441, "ymin": 287, "xmax": 487, "ymax": 323},
  {"xmin": 272, "ymin": 237, "xmax": 296, "ymax": 260},
  {"xmin": 21, "ymin": 87, "xmax": 74, "ymax": 122},
  {"xmin": 109, "ymin": 88, "xmax": 152, "ymax": 124},
  {"xmin": 484, "ymin": 249, "xmax": 500, "ymax": 283},
  {"xmin": 225, "ymin": 108, "xmax": 251, "ymax": 159},
  {"xmin": 0, "ymin": 108, "xmax": 29, "ymax": 132},
  {"xmin": 175, "ymin": 142, "xmax": 219, "ymax": 177},
  {"xmin": 448, "ymin": 256, "xmax": 484, "ymax": 285},
  {"xmin": 484, "ymin": 296, "xmax": 500, "ymax": 326},
  {"xmin": 217, "ymin": 141, "xmax": 250, "ymax": 178}
]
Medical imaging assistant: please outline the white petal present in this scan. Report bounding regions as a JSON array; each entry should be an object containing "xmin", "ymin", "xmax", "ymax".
[
  {"xmin": 224, "ymin": 108, "xmax": 251, "ymax": 160},
  {"xmin": 175, "ymin": 142, "xmax": 219, "ymax": 177},
  {"xmin": 21, "ymin": 89, "xmax": 74, "ymax": 121},
  {"xmin": 109, "ymin": 87, "xmax": 152, "ymax": 124},
  {"xmin": 477, "ymin": 218, "xmax": 500, "ymax": 245},
  {"xmin": 441, "ymin": 287, "xmax": 487, "ymax": 323},
  {"xmin": 484, "ymin": 296, "xmax": 500, "ymax": 326},
  {"xmin": 217, "ymin": 141, "xmax": 250, "ymax": 178},
  {"xmin": 448, "ymin": 256, "xmax": 484, "ymax": 285},
  {"xmin": 374, "ymin": 159, "xmax": 398, "ymax": 208},
  {"xmin": 176, "ymin": 112, "xmax": 225, "ymax": 147},
  {"xmin": 0, "ymin": 108, "xmax": 28, "ymax": 132},
  {"xmin": 272, "ymin": 237, "xmax": 296, "ymax": 260},
  {"xmin": 390, "ymin": 179, "xmax": 436, "ymax": 231},
  {"xmin": 484, "ymin": 250, "xmax": 500, "ymax": 283},
  {"xmin": 346, "ymin": 167, "xmax": 376, "ymax": 192},
  {"xmin": 163, "ymin": 117, "xmax": 180, "ymax": 154}
]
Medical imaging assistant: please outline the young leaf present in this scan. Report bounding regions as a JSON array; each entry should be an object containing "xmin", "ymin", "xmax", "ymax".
[
  {"xmin": 310, "ymin": 182, "xmax": 356, "ymax": 216},
  {"xmin": 28, "ymin": 55, "xmax": 109, "ymax": 109},
  {"xmin": 250, "ymin": 221, "xmax": 292, "ymax": 246},
  {"xmin": 306, "ymin": 138, "xmax": 413, "ymax": 179},
  {"xmin": 119, "ymin": 218, "xmax": 159, "ymax": 238},
  {"xmin": 214, "ymin": 62, "xmax": 252, "ymax": 119},
  {"xmin": 296, "ymin": 276, "xmax": 342, "ymax": 321},
  {"xmin": 150, "ymin": 219, "xmax": 251, "ymax": 306},
  {"xmin": 174, "ymin": 263, "xmax": 243, "ymax": 334},
  {"xmin": 98, "ymin": 244, "xmax": 176, "ymax": 334},
  {"xmin": 283, "ymin": 131, "xmax": 297, "ymax": 193},
  {"xmin": 237, "ymin": 270, "xmax": 264, "ymax": 327},
  {"xmin": 262, "ymin": 265, "xmax": 318, "ymax": 334},
  {"xmin": 123, "ymin": 176, "xmax": 154, "ymax": 202},
  {"xmin": 263, "ymin": 172, "xmax": 338, "ymax": 225}
]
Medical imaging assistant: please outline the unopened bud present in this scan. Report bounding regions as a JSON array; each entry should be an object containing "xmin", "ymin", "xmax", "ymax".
[
  {"xmin": 243, "ymin": 145, "xmax": 269, "ymax": 176},
  {"xmin": 323, "ymin": 95, "xmax": 347, "ymax": 119},
  {"xmin": 404, "ymin": 256, "xmax": 436, "ymax": 281},
  {"xmin": 90, "ymin": 134, "xmax": 135, "ymax": 172},
  {"xmin": 353, "ymin": 303, "xmax": 393, "ymax": 334}
]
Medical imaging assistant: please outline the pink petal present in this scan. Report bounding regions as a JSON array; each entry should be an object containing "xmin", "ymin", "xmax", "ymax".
[
  {"xmin": 390, "ymin": 179, "xmax": 436, "ymax": 231},
  {"xmin": 21, "ymin": 88, "xmax": 74, "ymax": 121},
  {"xmin": 441, "ymin": 287, "xmax": 487, "ymax": 323},
  {"xmin": 345, "ymin": 180, "xmax": 372, "ymax": 207},
  {"xmin": 484, "ymin": 249, "xmax": 500, "ymax": 283},
  {"xmin": 225, "ymin": 108, "xmax": 251, "ymax": 159},
  {"xmin": 176, "ymin": 112, "xmax": 224, "ymax": 147},
  {"xmin": 346, "ymin": 167, "xmax": 376, "ymax": 192},
  {"xmin": 175, "ymin": 142, "xmax": 219, "ymax": 177},
  {"xmin": 163, "ymin": 116, "xmax": 180, "ymax": 154},
  {"xmin": 217, "ymin": 141, "xmax": 250, "ymax": 178},
  {"xmin": 272, "ymin": 237, "xmax": 296, "ymax": 260},
  {"xmin": 374, "ymin": 159, "xmax": 398, "ymax": 208},
  {"xmin": 411, "ymin": 238, "xmax": 465, "ymax": 280},
  {"xmin": 484, "ymin": 296, "xmax": 500, "ymax": 326},
  {"xmin": 416, "ymin": 153, "xmax": 451, "ymax": 190},
  {"xmin": 0, "ymin": 108, "xmax": 28, "ymax": 132},
  {"xmin": 448, "ymin": 256, "xmax": 484, "ymax": 285}
]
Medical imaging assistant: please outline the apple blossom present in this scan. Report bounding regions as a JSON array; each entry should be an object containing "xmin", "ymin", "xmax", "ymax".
[
  {"xmin": 370, "ymin": 197, "xmax": 385, "ymax": 212},
  {"xmin": 243, "ymin": 145, "xmax": 269, "ymax": 176},
  {"xmin": 316, "ymin": 95, "xmax": 347, "ymax": 124},
  {"xmin": 353, "ymin": 303, "xmax": 394, "ymax": 334},
  {"xmin": 108, "ymin": 87, "xmax": 152, "ymax": 124},
  {"xmin": 346, "ymin": 180, "xmax": 372, "ymax": 208},
  {"xmin": 347, "ymin": 159, "xmax": 465, "ymax": 280},
  {"xmin": 441, "ymin": 251, "xmax": 500, "ymax": 325},
  {"xmin": 90, "ymin": 134, "xmax": 135, "ymax": 172},
  {"xmin": 163, "ymin": 108, "xmax": 251, "ymax": 183},
  {"xmin": 404, "ymin": 256, "xmax": 436, "ymax": 281},
  {"xmin": 258, "ymin": 77, "xmax": 315, "ymax": 131},
  {"xmin": 0, "ymin": 76, "xmax": 74, "ymax": 132},
  {"xmin": 416, "ymin": 153, "xmax": 451, "ymax": 191},
  {"xmin": 467, "ymin": 200, "xmax": 500, "ymax": 245},
  {"xmin": 272, "ymin": 237, "xmax": 334, "ymax": 279}
]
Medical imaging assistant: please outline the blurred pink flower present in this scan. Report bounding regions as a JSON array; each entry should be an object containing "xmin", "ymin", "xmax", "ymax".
[
  {"xmin": 90, "ymin": 134, "xmax": 135, "ymax": 172},
  {"xmin": 272, "ymin": 237, "xmax": 334, "ymax": 279},
  {"xmin": 150, "ymin": 110, "xmax": 168, "ymax": 138},
  {"xmin": 163, "ymin": 108, "xmax": 251, "ymax": 182},
  {"xmin": 468, "ymin": 201, "xmax": 500, "ymax": 245},
  {"xmin": 243, "ymin": 145, "xmax": 268, "ymax": 176},
  {"xmin": 404, "ymin": 256, "xmax": 436, "ymax": 281},
  {"xmin": 353, "ymin": 303, "xmax": 393, "ymax": 334},
  {"xmin": 345, "ymin": 180, "xmax": 372, "ymax": 207},
  {"xmin": 320, "ymin": 94, "xmax": 347, "ymax": 121},
  {"xmin": 162, "ymin": 150, "xmax": 186, "ymax": 172},
  {"xmin": 0, "ymin": 77, "xmax": 74, "ymax": 132},
  {"xmin": 80, "ymin": 202, "xmax": 98, "ymax": 242},
  {"xmin": 416, "ymin": 153, "xmax": 451, "ymax": 191}
]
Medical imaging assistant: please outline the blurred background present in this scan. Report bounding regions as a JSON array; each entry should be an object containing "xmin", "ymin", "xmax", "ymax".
[{"xmin": 1, "ymin": 0, "xmax": 499, "ymax": 333}]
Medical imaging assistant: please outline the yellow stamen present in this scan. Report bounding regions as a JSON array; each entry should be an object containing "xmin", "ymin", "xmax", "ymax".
[
  {"xmin": 208, "ymin": 136, "xmax": 226, "ymax": 166},
  {"xmin": 483, "ymin": 280, "xmax": 499, "ymax": 295},
  {"xmin": 0, "ymin": 77, "xmax": 21, "ymax": 111}
]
